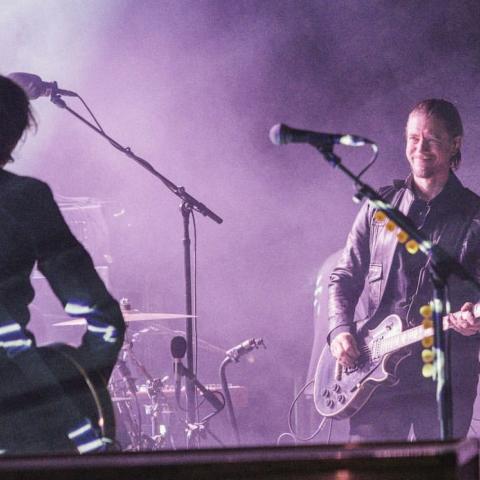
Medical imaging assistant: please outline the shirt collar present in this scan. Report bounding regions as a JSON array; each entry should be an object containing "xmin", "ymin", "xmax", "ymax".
[{"xmin": 404, "ymin": 171, "xmax": 463, "ymax": 209}]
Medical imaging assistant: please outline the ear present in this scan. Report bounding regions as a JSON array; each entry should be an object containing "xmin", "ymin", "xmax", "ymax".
[{"xmin": 451, "ymin": 136, "xmax": 462, "ymax": 155}]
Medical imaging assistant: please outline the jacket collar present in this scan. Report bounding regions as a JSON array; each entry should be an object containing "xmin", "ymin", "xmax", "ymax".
[{"xmin": 401, "ymin": 171, "xmax": 465, "ymax": 211}]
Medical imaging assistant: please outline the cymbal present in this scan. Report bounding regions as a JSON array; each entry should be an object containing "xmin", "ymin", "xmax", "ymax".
[{"xmin": 53, "ymin": 311, "xmax": 197, "ymax": 326}]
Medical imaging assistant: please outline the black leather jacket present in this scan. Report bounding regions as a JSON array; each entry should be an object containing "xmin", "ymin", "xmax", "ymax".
[{"xmin": 328, "ymin": 172, "xmax": 480, "ymax": 343}]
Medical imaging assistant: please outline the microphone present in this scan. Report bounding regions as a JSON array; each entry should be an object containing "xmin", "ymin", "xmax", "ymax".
[
  {"xmin": 226, "ymin": 338, "xmax": 265, "ymax": 363},
  {"xmin": 170, "ymin": 336, "xmax": 187, "ymax": 401},
  {"xmin": 269, "ymin": 123, "xmax": 373, "ymax": 148},
  {"xmin": 8, "ymin": 72, "xmax": 78, "ymax": 99}
]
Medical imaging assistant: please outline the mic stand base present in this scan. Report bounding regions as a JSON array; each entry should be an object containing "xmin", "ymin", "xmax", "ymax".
[{"xmin": 177, "ymin": 362, "xmax": 225, "ymax": 448}]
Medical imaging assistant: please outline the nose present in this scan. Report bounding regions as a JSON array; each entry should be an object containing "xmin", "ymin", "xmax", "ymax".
[{"xmin": 417, "ymin": 137, "xmax": 430, "ymax": 153}]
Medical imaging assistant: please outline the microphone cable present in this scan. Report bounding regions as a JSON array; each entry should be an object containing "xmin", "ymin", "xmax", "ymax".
[{"xmin": 277, "ymin": 378, "xmax": 331, "ymax": 444}]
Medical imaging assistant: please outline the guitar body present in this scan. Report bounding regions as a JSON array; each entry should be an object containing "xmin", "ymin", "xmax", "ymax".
[
  {"xmin": 38, "ymin": 344, "xmax": 115, "ymax": 442},
  {"xmin": 314, "ymin": 315, "xmax": 411, "ymax": 419},
  {"xmin": 0, "ymin": 343, "xmax": 115, "ymax": 454}
]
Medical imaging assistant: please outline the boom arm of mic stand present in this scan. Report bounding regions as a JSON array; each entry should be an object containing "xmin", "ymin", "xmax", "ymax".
[
  {"xmin": 49, "ymin": 94, "xmax": 223, "ymax": 224},
  {"xmin": 178, "ymin": 363, "xmax": 225, "ymax": 412}
]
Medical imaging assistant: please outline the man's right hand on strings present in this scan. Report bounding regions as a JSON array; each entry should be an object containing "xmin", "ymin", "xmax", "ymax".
[{"xmin": 330, "ymin": 332, "xmax": 360, "ymax": 368}]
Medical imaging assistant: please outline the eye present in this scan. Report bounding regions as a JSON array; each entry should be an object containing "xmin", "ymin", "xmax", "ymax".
[{"xmin": 426, "ymin": 137, "xmax": 441, "ymax": 145}]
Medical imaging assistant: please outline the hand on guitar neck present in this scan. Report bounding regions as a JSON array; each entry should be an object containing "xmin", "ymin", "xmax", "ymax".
[
  {"xmin": 447, "ymin": 301, "xmax": 480, "ymax": 337},
  {"xmin": 331, "ymin": 301, "xmax": 480, "ymax": 368}
]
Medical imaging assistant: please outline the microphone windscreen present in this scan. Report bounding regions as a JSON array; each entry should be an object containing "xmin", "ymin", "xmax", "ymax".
[
  {"xmin": 269, "ymin": 124, "xmax": 284, "ymax": 145},
  {"xmin": 8, "ymin": 72, "xmax": 44, "ymax": 99},
  {"xmin": 170, "ymin": 336, "xmax": 187, "ymax": 359}
]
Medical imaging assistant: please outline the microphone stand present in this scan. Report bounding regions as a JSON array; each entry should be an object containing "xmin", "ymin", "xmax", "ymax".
[
  {"xmin": 315, "ymin": 146, "xmax": 480, "ymax": 441},
  {"xmin": 220, "ymin": 338, "xmax": 265, "ymax": 445},
  {"xmin": 176, "ymin": 361, "xmax": 225, "ymax": 447},
  {"xmin": 49, "ymin": 92, "xmax": 223, "ymax": 448},
  {"xmin": 219, "ymin": 356, "xmax": 241, "ymax": 445}
]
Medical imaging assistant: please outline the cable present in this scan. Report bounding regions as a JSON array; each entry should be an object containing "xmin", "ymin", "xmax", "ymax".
[
  {"xmin": 276, "ymin": 432, "xmax": 296, "ymax": 445},
  {"xmin": 287, "ymin": 378, "xmax": 328, "ymax": 442},
  {"xmin": 76, "ymin": 94, "xmax": 105, "ymax": 133},
  {"xmin": 59, "ymin": 92, "xmax": 138, "ymax": 160},
  {"xmin": 326, "ymin": 416, "xmax": 333, "ymax": 444},
  {"xmin": 357, "ymin": 143, "xmax": 379, "ymax": 179}
]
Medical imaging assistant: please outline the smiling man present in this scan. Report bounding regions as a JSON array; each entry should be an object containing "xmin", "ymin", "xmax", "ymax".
[{"xmin": 328, "ymin": 99, "xmax": 480, "ymax": 441}]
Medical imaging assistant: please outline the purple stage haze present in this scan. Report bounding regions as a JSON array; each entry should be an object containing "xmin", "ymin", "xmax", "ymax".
[{"xmin": 2, "ymin": 0, "xmax": 480, "ymax": 449}]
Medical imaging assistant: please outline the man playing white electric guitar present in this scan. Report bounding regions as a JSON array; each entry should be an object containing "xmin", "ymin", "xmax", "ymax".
[{"xmin": 328, "ymin": 99, "xmax": 480, "ymax": 441}]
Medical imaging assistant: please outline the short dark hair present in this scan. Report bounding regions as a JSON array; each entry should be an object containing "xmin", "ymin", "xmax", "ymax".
[
  {"xmin": 0, "ymin": 75, "xmax": 35, "ymax": 166},
  {"xmin": 409, "ymin": 98, "xmax": 463, "ymax": 170}
]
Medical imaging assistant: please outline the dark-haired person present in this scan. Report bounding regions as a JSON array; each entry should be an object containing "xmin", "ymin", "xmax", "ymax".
[
  {"xmin": 0, "ymin": 75, "xmax": 125, "ymax": 453},
  {"xmin": 328, "ymin": 99, "xmax": 480, "ymax": 441}
]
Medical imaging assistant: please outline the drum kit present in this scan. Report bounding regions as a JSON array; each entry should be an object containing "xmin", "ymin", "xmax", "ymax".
[
  {"xmin": 54, "ymin": 301, "xmax": 254, "ymax": 451},
  {"xmin": 46, "ymin": 200, "xmax": 263, "ymax": 450}
]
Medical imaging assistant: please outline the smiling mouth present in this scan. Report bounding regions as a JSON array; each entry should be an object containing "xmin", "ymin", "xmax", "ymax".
[{"xmin": 413, "ymin": 156, "xmax": 434, "ymax": 162}]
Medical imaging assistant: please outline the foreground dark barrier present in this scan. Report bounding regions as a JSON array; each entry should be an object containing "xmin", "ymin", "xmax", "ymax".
[{"xmin": 0, "ymin": 439, "xmax": 477, "ymax": 480}]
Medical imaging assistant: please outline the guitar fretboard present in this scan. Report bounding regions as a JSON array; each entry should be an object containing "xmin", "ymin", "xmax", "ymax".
[{"xmin": 376, "ymin": 322, "xmax": 447, "ymax": 357}]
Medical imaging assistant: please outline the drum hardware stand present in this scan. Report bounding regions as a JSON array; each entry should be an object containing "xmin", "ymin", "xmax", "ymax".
[
  {"xmin": 221, "ymin": 338, "xmax": 265, "ymax": 445},
  {"xmin": 114, "ymin": 336, "xmax": 143, "ymax": 450},
  {"xmin": 109, "ymin": 379, "xmax": 141, "ymax": 450},
  {"xmin": 127, "ymin": 343, "xmax": 178, "ymax": 450},
  {"xmin": 48, "ymin": 92, "xmax": 223, "ymax": 448},
  {"xmin": 143, "ymin": 377, "xmax": 174, "ymax": 450},
  {"xmin": 114, "ymin": 328, "xmax": 176, "ymax": 451}
]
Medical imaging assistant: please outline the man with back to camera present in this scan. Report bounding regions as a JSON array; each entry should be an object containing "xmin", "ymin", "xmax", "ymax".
[
  {"xmin": 0, "ymin": 74, "xmax": 125, "ymax": 453},
  {"xmin": 328, "ymin": 99, "xmax": 480, "ymax": 440}
]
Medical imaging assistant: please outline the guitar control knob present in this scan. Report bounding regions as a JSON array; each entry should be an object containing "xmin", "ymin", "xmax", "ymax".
[
  {"xmin": 338, "ymin": 394, "xmax": 346, "ymax": 404},
  {"xmin": 326, "ymin": 399, "xmax": 335, "ymax": 408},
  {"xmin": 333, "ymin": 384, "xmax": 341, "ymax": 393},
  {"xmin": 321, "ymin": 389, "xmax": 330, "ymax": 398}
]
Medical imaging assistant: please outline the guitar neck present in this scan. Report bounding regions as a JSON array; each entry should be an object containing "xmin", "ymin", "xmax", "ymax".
[{"xmin": 378, "ymin": 319, "xmax": 449, "ymax": 356}]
